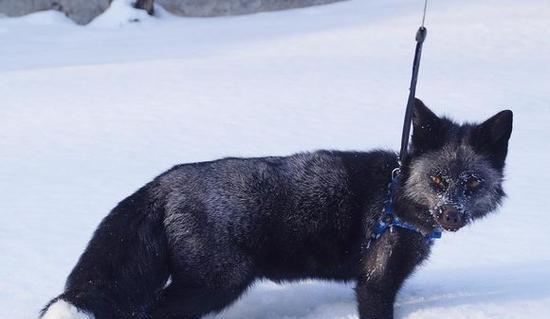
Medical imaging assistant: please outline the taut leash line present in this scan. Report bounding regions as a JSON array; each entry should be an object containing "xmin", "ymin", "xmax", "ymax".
[
  {"xmin": 364, "ymin": 0, "xmax": 441, "ymax": 251},
  {"xmin": 398, "ymin": 0, "xmax": 429, "ymax": 165}
]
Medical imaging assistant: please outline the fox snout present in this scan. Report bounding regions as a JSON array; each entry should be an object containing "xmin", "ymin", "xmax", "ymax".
[{"xmin": 436, "ymin": 204, "xmax": 467, "ymax": 231}]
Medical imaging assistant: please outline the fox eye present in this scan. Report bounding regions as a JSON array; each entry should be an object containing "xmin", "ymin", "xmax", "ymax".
[
  {"xmin": 430, "ymin": 175, "xmax": 447, "ymax": 190},
  {"xmin": 466, "ymin": 177, "xmax": 481, "ymax": 192}
]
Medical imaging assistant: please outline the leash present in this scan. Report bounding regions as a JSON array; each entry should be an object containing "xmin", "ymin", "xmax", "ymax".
[
  {"xmin": 365, "ymin": 0, "xmax": 441, "ymax": 249},
  {"xmin": 399, "ymin": 0, "xmax": 429, "ymax": 166}
]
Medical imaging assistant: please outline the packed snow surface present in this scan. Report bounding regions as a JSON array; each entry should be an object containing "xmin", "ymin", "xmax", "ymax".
[{"xmin": 1, "ymin": 0, "xmax": 549, "ymax": 318}]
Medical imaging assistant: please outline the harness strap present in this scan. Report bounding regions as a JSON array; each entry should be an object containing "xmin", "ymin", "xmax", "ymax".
[
  {"xmin": 365, "ymin": 170, "xmax": 442, "ymax": 250},
  {"xmin": 371, "ymin": 212, "xmax": 442, "ymax": 241}
]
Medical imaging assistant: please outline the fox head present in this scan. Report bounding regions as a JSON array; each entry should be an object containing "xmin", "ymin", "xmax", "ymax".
[{"xmin": 397, "ymin": 99, "xmax": 513, "ymax": 233}]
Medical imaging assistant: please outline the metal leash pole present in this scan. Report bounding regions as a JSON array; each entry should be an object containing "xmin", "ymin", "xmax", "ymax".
[{"xmin": 398, "ymin": 0, "xmax": 429, "ymax": 166}]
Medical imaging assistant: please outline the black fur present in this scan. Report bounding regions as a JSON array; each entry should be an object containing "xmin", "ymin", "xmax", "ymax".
[
  {"xmin": 41, "ymin": 100, "xmax": 513, "ymax": 319},
  {"xmin": 470, "ymin": 110, "xmax": 513, "ymax": 170}
]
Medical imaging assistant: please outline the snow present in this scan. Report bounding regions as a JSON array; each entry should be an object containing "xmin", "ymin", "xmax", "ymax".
[
  {"xmin": 89, "ymin": 0, "xmax": 174, "ymax": 27},
  {"xmin": 41, "ymin": 300, "xmax": 94, "ymax": 319},
  {"xmin": 1, "ymin": 0, "xmax": 549, "ymax": 318}
]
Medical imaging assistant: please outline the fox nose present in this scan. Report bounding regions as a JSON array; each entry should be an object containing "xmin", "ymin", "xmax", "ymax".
[{"xmin": 436, "ymin": 205, "xmax": 466, "ymax": 231}]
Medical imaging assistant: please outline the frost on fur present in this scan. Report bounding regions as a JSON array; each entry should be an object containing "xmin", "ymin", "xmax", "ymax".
[{"xmin": 41, "ymin": 300, "xmax": 94, "ymax": 319}]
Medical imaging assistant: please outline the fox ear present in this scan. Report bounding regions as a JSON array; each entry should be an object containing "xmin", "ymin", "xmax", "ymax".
[
  {"xmin": 411, "ymin": 98, "xmax": 446, "ymax": 155},
  {"xmin": 470, "ymin": 110, "xmax": 513, "ymax": 170}
]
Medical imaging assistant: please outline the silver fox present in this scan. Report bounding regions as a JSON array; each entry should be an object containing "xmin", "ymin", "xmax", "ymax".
[{"xmin": 41, "ymin": 99, "xmax": 512, "ymax": 319}]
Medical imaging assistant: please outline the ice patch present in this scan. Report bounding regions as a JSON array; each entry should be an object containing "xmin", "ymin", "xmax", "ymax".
[{"xmin": 41, "ymin": 300, "xmax": 94, "ymax": 319}]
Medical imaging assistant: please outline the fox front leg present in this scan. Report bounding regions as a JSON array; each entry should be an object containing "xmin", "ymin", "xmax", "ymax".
[{"xmin": 356, "ymin": 231, "xmax": 431, "ymax": 319}]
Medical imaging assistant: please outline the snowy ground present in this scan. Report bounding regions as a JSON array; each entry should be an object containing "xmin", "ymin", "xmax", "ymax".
[{"xmin": 1, "ymin": 0, "xmax": 550, "ymax": 318}]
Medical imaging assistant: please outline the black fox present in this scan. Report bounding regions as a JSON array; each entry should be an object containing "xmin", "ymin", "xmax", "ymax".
[{"xmin": 41, "ymin": 99, "xmax": 513, "ymax": 319}]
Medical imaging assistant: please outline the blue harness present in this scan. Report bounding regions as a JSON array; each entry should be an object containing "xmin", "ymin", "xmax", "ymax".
[{"xmin": 367, "ymin": 169, "xmax": 442, "ymax": 249}]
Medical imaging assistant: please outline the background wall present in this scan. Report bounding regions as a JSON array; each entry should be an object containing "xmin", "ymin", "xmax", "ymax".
[
  {"xmin": 0, "ymin": 0, "xmax": 346, "ymax": 24},
  {"xmin": 156, "ymin": 0, "xmax": 345, "ymax": 16},
  {"xmin": 0, "ymin": 0, "xmax": 111, "ymax": 24}
]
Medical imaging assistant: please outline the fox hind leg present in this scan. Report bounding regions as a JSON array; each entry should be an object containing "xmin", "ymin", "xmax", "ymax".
[
  {"xmin": 41, "ymin": 185, "xmax": 170, "ymax": 319},
  {"xmin": 150, "ymin": 255, "xmax": 255, "ymax": 319},
  {"xmin": 150, "ymin": 281, "xmax": 252, "ymax": 319}
]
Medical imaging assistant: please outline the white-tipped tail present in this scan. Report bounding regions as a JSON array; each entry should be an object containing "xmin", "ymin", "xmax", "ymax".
[{"xmin": 41, "ymin": 300, "xmax": 94, "ymax": 319}]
